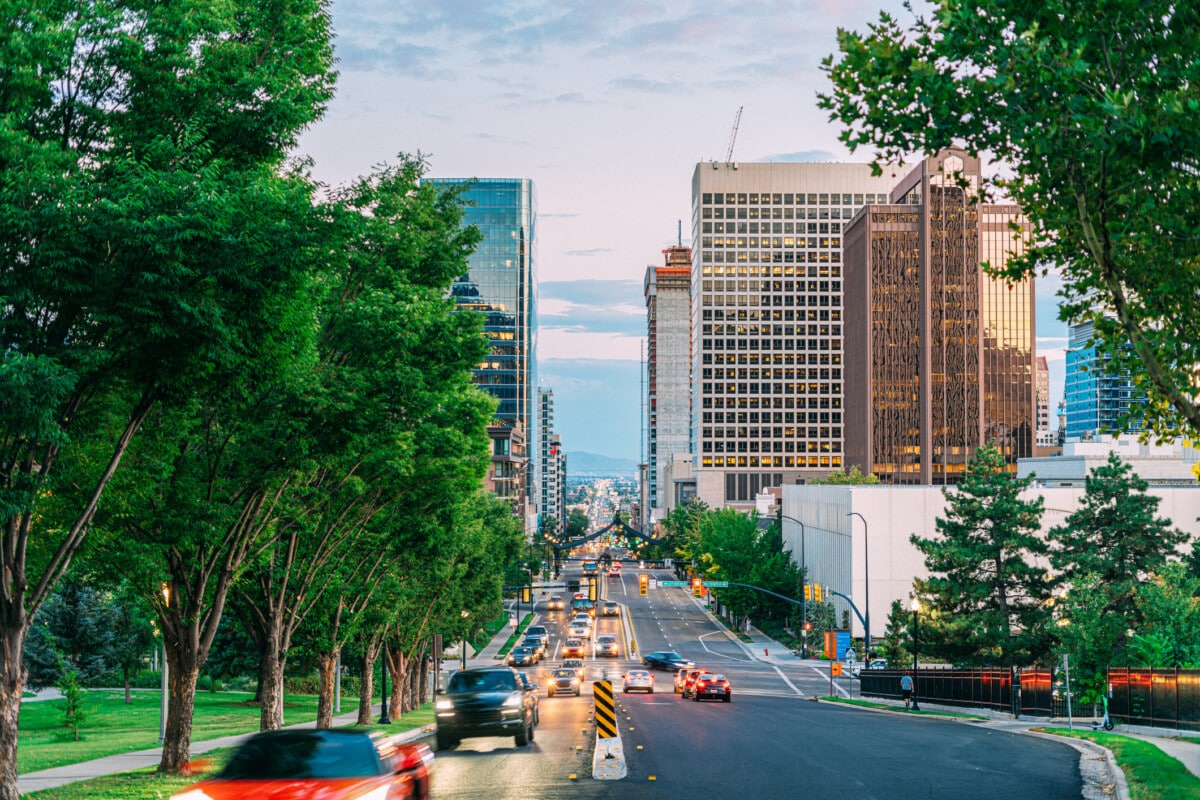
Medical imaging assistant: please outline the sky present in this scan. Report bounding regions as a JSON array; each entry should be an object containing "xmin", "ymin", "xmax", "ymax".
[{"xmin": 297, "ymin": 0, "xmax": 1069, "ymax": 462}]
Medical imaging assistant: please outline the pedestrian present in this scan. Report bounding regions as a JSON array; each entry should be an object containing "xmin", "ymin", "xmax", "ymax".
[{"xmin": 900, "ymin": 674, "xmax": 914, "ymax": 709}]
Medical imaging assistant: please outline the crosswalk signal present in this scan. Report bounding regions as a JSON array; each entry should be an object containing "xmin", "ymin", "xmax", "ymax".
[
  {"xmin": 814, "ymin": 584, "xmax": 823, "ymax": 602},
  {"xmin": 639, "ymin": 574, "xmax": 649, "ymax": 596},
  {"xmin": 804, "ymin": 584, "xmax": 812, "ymax": 601},
  {"xmin": 692, "ymin": 577, "xmax": 703, "ymax": 597},
  {"xmin": 521, "ymin": 586, "xmax": 531, "ymax": 603}
]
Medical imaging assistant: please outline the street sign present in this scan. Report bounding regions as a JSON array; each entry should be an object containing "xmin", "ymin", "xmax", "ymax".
[
  {"xmin": 705, "ymin": 581, "xmax": 729, "ymax": 587},
  {"xmin": 659, "ymin": 580, "xmax": 687, "ymax": 587}
]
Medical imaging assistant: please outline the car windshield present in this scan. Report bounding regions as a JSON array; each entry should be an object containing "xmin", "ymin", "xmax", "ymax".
[
  {"xmin": 219, "ymin": 731, "xmax": 382, "ymax": 780},
  {"xmin": 448, "ymin": 671, "xmax": 517, "ymax": 693},
  {"xmin": 597, "ymin": 636, "xmax": 615, "ymax": 643},
  {"xmin": 661, "ymin": 652, "xmax": 682, "ymax": 660},
  {"xmin": 553, "ymin": 670, "xmax": 575, "ymax": 679}
]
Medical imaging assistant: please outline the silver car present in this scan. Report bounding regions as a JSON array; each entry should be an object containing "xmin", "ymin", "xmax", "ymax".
[
  {"xmin": 596, "ymin": 634, "xmax": 620, "ymax": 657},
  {"xmin": 622, "ymin": 669, "xmax": 654, "ymax": 694}
]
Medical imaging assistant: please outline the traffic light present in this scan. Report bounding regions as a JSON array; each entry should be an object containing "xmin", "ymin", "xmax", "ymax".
[
  {"xmin": 638, "ymin": 574, "xmax": 649, "ymax": 596},
  {"xmin": 813, "ymin": 584, "xmax": 823, "ymax": 602},
  {"xmin": 804, "ymin": 584, "xmax": 812, "ymax": 601},
  {"xmin": 803, "ymin": 621, "xmax": 813, "ymax": 633},
  {"xmin": 692, "ymin": 577, "xmax": 703, "ymax": 597},
  {"xmin": 521, "ymin": 586, "xmax": 531, "ymax": 603},
  {"xmin": 588, "ymin": 579, "xmax": 597, "ymax": 602}
]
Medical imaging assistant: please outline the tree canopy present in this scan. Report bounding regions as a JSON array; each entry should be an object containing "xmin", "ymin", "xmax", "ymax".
[{"xmin": 820, "ymin": 0, "xmax": 1200, "ymax": 441}]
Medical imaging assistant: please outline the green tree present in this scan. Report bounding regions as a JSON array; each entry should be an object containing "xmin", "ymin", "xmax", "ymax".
[
  {"xmin": 21, "ymin": 581, "xmax": 118, "ymax": 689},
  {"xmin": 1049, "ymin": 451, "xmax": 1187, "ymax": 652},
  {"xmin": 911, "ymin": 444, "xmax": 1051, "ymax": 667},
  {"xmin": 565, "ymin": 509, "xmax": 590, "ymax": 539},
  {"xmin": 1130, "ymin": 562, "xmax": 1200, "ymax": 668},
  {"xmin": 56, "ymin": 669, "xmax": 90, "ymax": 743},
  {"xmin": 0, "ymin": 0, "xmax": 336, "ymax": 788},
  {"xmin": 811, "ymin": 465, "xmax": 881, "ymax": 485},
  {"xmin": 820, "ymin": 1, "xmax": 1200, "ymax": 441}
]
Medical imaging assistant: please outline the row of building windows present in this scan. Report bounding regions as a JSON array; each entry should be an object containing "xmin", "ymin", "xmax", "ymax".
[
  {"xmin": 701, "ymin": 192, "xmax": 888, "ymax": 205},
  {"xmin": 703, "ymin": 368, "xmax": 842, "ymax": 379},
  {"xmin": 704, "ymin": 382, "xmax": 841, "ymax": 395},
  {"xmin": 705, "ymin": 426, "xmax": 843, "ymax": 439},
  {"xmin": 704, "ymin": 339, "xmax": 843, "ymax": 352},
  {"xmin": 700, "ymin": 265, "xmax": 840, "ymax": 277},
  {"xmin": 704, "ymin": 221, "xmax": 845, "ymax": 235},
  {"xmin": 703, "ymin": 455, "xmax": 845, "ymax": 468},
  {"xmin": 701, "ymin": 396, "xmax": 842, "ymax": 409},
  {"xmin": 703, "ymin": 411, "xmax": 842, "ymax": 423},
  {"xmin": 705, "ymin": 441, "xmax": 843, "ymax": 453},
  {"xmin": 702, "ymin": 251, "xmax": 843, "ymax": 265},
  {"xmin": 704, "ymin": 324, "xmax": 841, "ymax": 336},
  {"xmin": 703, "ymin": 352, "xmax": 842, "ymax": 365}
]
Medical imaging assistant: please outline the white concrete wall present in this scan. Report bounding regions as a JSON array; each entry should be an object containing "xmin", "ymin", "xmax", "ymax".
[{"xmin": 781, "ymin": 484, "xmax": 1200, "ymax": 646}]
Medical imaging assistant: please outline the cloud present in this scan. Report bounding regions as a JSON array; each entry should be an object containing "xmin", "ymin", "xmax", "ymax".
[
  {"xmin": 539, "ymin": 357, "xmax": 642, "ymax": 460},
  {"xmin": 538, "ymin": 212, "xmax": 579, "ymax": 219},
  {"xmin": 610, "ymin": 76, "xmax": 686, "ymax": 94},
  {"xmin": 565, "ymin": 248, "xmax": 613, "ymax": 257},
  {"xmin": 539, "ymin": 330, "xmax": 643, "ymax": 361}
]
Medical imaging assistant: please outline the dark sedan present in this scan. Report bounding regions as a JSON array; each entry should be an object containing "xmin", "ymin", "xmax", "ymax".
[
  {"xmin": 642, "ymin": 650, "xmax": 694, "ymax": 671},
  {"xmin": 507, "ymin": 647, "xmax": 537, "ymax": 667},
  {"xmin": 547, "ymin": 668, "xmax": 582, "ymax": 697}
]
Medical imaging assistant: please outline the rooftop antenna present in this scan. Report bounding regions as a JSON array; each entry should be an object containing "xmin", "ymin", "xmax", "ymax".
[
  {"xmin": 677, "ymin": 220, "xmax": 682, "ymax": 246},
  {"xmin": 725, "ymin": 105, "xmax": 743, "ymax": 163}
]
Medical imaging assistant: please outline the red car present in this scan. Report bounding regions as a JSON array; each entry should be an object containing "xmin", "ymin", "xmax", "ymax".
[
  {"xmin": 693, "ymin": 674, "xmax": 732, "ymax": 702},
  {"xmin": 171, "ymin": 729, "xmax": 432, "ymax": 800}
]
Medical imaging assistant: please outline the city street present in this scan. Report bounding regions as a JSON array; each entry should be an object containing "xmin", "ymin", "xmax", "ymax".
[{"xmin": 430, "ymin": 563, "xmax": 1084, "ymax": 800}]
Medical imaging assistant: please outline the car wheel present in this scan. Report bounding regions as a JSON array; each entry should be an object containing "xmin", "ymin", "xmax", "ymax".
[
  {"xmin": 548, "ymin": 689, "xmax": 555, "ymax": 697},
  {"xmin": 723, "ymin": 694, "xmax": 731, "ymax": 703},
  {"xmin": 515, "ymin": 722, "xmax": 531, "ymax": 746},
  {"xmin": 436, "ymin": 730, "xmax": 458, "ymax": 750},
  {"xmin": 623, "ymin": 688, "xmax": 629, "ymax": 694},
  {"xmin": 694, "ymin": 694, "xmax": 701, "ymax": 702}
]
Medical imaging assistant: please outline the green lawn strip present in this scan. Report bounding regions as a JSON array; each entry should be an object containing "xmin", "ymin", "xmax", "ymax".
[
  {"xmin": 821, "ymin": 696, "xmax": 988, "ymax": 720},
  {"xmin": 1036, "ymin": 728, "xmax": 1200, "ymax": 800},
  {"xmin": 469, "ymin": 610, "xmax": 511, "ymax": 655},
  {"xmin": 495, "ymin": 614, "xmax": 535, "ymax": 658},
  {"xmin": 24, "ymin": 705, "xmax": 437, "ymax": 800},
  {"xmin": 18, "ymin": 690, "xmax": 320, "ymax": 774}
]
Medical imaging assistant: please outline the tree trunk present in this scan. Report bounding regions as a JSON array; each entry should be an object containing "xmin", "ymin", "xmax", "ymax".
[
  {"xmin": 255, "ymin": 611, "xmax": 286, "ymax": 731},
  {"xmin": 388, "ymin": 647, "xmax": 408, "ymax": 717},
  {"xmin": 158, "ymin": 644, "xmax": 200, "ymax": 774},
  {"xmin": 0, "ymin": 623, "xmax": 28, "ymax": 800},
  {"xmin": 357, "ymin": 640, "xmax": 379, "ymax": 726},
  {"xmin": 315, "ymin": 647, "xmax": 339, "ymax": 729}
]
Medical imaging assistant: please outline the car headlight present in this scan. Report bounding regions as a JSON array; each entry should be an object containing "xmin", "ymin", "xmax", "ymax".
[
  {"xmin": 436, "ymin": 698, "xmax": 454, "ymax": 711},
  {"xmin": 502, "ymin": 693, "xmax": 523, "ymax": 708}
]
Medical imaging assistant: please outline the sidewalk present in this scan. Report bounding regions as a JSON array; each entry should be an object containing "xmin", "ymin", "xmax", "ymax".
[{"xmin": 18, "ymin": 704, "xmax": 433, "ymax": 796}]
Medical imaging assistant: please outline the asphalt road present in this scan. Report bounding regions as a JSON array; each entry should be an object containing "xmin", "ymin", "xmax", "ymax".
[{"xmin": 431, "ymin": 563, "xmax": 1084, "ymax": 800}]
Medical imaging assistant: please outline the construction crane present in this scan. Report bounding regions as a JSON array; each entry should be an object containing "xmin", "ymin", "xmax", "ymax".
[{"xmin": 724, "ymin": 105, "xmax": 743, "ymax": 163}]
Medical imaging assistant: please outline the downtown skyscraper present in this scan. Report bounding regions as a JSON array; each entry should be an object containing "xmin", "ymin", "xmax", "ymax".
[
  {"xmin": 645, "ymin": 243, "xmax": 692, "ymax": 516},
  {"xmin": 428, "ymin": 178, "xmax": 538, "ymax": 520},
  {"xmin": 690, "ymin": 161, "xmax": 899, "ymax": 506},
  {"xmin": 843, "ymin": 151, "xmax": 1035, "ymax": 484}
]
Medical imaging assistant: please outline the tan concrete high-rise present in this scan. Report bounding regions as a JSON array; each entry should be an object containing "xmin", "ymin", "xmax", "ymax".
[
  {"xmin": 645, "ymin": 244, "xmax": 692, "ymax": 517},
  {"xmin": 843, "ymin": 150, "xmax": 1035, "ymax": 484},
  {"xmin": 690, "ymin": 161, "xmax": 902, "ymax": 507}
]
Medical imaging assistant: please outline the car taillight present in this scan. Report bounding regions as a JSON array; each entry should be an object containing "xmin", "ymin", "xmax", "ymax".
[
  {"xmin": 697, "ymin": 681, "xmax": 706, "ymax": 689},
  {"xmin": 723, "ymin": 681, "xmax": 730, "ymax": 689}
]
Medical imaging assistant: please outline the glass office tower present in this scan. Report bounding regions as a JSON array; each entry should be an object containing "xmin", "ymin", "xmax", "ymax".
[{"xmin": 428, "ymin": 178, "xmax": 538, "ymax": 510}]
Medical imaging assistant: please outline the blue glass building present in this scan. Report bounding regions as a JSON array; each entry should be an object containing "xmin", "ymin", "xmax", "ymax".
[
  {"xmin": 428, "ymin": 178, "xmax": 538, "ymax": 506},
  {"xmin": 1064, "ymin": 320, "xmax": 1140, "ymax": 439}
]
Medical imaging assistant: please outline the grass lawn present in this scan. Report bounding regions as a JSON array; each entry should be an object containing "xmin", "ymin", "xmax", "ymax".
[
  {"xmin": 23, "ymin": 704, "xmax": 436, "ymax": 800},
  {"xmin": 821, "ymin": 696, "xmax": 988, "ymax": 720},
  {"xmin": 495, "ymin": 613, "xmax": 535, "ymax": 657},
  {"xmin": 1039, "ymin": 728, "xmax": 1200, "ymax": 800}
]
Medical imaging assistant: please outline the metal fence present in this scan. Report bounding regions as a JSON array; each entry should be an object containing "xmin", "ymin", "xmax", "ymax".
[
  {"xmin": 860, "ymin": 667, "xmax": 1014, "ymax": 714},
  {"xmin": 1108, "ymin": 668, "xmax": 1200, "ymax": 732},
  {"xmin": 862, "ymin": 665, "xmax": 1200, "ymax": 731}
]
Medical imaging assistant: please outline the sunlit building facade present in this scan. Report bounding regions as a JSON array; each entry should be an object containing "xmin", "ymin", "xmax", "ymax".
[
  {"xmin": 645, "ymin": 244, "xmax": 692, "ymax": 515},
  {"xmin": 690, "ymin": 162, "xmax": 901, "ymax": 506},
  {"xmin": 429, "ymin": 178, "xmax": 538, "ymax": 514},
  {"xmin": 843, "ymin": 151, "xmax": 1035, "ymax": 484},
  {"xmin": 1064, "ymin": 320, "xmax": 1142, "ymax": 439}
]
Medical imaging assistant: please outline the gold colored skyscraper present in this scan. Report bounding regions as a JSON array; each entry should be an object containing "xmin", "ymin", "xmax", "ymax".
[{"xmin": 843, "ymin": 151, "xmax": 1034, "ymax": 484}]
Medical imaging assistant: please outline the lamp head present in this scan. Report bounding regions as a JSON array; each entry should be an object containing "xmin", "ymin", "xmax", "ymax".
[{"xmin": 910, "ymin": 598, "xmax": 920, "ymax": 612}]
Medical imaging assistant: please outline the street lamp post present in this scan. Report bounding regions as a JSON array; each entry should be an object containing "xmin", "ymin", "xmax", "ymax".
[
  {"xmin": 910, "ymin": 597, "xmax": 921, "ymax": 712},
  {"xmin": 847, "ymin": 512, "xmax": 871, "ymax": 657},
  {"xmin": 379, "ymin": 647, "xmax": 391, "ymax": 725},
  {"xmin": 777, "ymin": 512, "xmax": 809, "ymax": 659}
]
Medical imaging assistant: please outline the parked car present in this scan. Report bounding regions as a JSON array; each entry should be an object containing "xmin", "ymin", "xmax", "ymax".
[
  {"xmin": 547, "ymin": 596, "xmax": 565, "ymax": 611},
  {"xmin": 435, "ymin": 667, "xmax": 537, "ymax": 749},
  {"xmin": 622, "ymin": 670, "xmax": 654, "ymax": 694},
  {"xmin": 562, "ymin": 638, "xmax": 585, "ymax": 659},
  {"xmin": 561, "ymin": 658, "xmax": 586, "ymax": 680},
  {"xmin": 602, "ymin": 601, "xmax": 620, "ymax": 617},
  {"xmin": 692, "ymin": 674, "xmax": 731, "ymax": 702},
  {"xmin": 852, "ymin": 658, "xmax": 889, "ymax": 678},
  {"xmin": 171, "ymin": 729, "xmax": 433, "ymax": 800},
  {"xmin": 548, "ymin": 668, "xmax": 582, "ymax": 697},
  {"xmin": 595, "ymin": 634, "xmax": 620, "ymax": 657},
  {"xmin": 507, "ymin": 647, "xmax": 537, "ymax": 668},
  {"xmin": 643, "ymin": 651, "xmax": 694, "ymax": 671}
]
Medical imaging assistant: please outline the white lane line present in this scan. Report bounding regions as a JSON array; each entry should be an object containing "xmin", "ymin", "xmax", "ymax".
[
  {"xmin": 806, "ymin": 666, "xmax": 851, "ymax": 698},
  {"xmin": 773, "ymin": 665, "xmax": 805, "ymax": 696},
  {"xmin": 699, "ymin": 631, "xmax": 752, "ymax": 662}
]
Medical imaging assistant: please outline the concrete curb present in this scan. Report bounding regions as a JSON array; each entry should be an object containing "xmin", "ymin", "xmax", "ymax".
[
  {"xmin": 1022, "ymin": 730, "xmax": 1129, "ymax": 800},
  {"xmin": 592, "ymin": 736, "xmax": 627, "ymax": 780}
]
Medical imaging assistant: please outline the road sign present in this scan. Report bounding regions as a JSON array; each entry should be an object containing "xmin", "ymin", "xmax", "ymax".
[
  {"xmin": 659, "ymin": 580, "xmax": 687, "ymax": 587},
  {"xmin": 705, "ymin": 581, "xmax": 729, "ymax": 587}
]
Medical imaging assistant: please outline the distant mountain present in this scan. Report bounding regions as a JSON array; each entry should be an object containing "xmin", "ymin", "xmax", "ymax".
[{"xmin": 566, "ymin": 451, "xmax": 639, "ymax": 477}]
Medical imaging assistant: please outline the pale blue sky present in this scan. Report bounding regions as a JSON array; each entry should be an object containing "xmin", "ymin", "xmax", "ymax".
[{"xmin": 298, "ymin": 0, "xmax": 1068, "ymax": 460}]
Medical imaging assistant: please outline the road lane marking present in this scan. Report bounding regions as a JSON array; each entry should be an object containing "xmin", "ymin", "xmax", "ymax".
[
  {"xmin": 772, "ymin": 665, "xmax": 805, "ymax": 696},
  {"xmin": 698, "ymin": 631, "xmax": 752, "ymax": 662}
]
